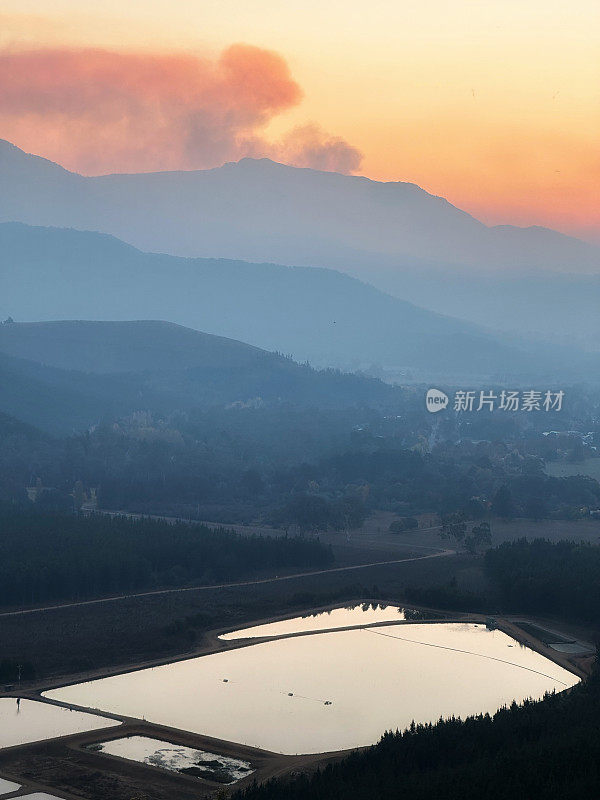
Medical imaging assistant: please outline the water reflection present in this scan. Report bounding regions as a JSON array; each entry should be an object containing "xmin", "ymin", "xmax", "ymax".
[
  {"xmin": 220, "ymin": 603, "xmax": 406, "ymax": 639},
  {"xmin": 15, "ymin": 794, "xmax": 66, "ymax": 800},
  {"xmin": 89, "ymin": 735, "xmax": 253, "ymax": 782},
  {"xmin": 45, "ymin": 624, "xmax": 579, "ymax": 755},
  {"xmin": 0, "ymin": 698, "xmax": 116, "ymax": 749},
  {"xmin": 0, "ymin": 778, "xmax": 21, "ymax": 795}
]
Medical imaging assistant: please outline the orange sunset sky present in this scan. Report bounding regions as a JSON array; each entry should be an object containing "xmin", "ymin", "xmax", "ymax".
[{"xmin": 1, "ymin": 0, "xmax": 599, "ymax": 242}]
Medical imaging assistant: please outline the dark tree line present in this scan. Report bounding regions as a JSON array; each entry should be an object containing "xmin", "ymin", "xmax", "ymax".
[
  {"xmin": 0, "ymin": 508, "xmax": 333, "ymax": 607},
  {"xmin": 485, "ymin": 538, "xmax": 600, "ymax": 624}
]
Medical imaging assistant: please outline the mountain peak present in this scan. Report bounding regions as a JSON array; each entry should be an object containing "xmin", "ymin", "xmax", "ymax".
[
  {"xmin": 235, "ymin": 156, "xmax": 282, "ymax": 168},
  {"xmin": 0, "ymin": 138, "xmax": 74, "ymax": 178}
]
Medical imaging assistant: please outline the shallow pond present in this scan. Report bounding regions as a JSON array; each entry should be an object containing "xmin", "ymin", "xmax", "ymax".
[
  {"xmin": 89, "ymin": 735, "xmax": 253, "ymax": 782},
  {"xmin": 0, "ymin": 778, "xmax": 21, "ymax": 795},
  {"xmin": 220, "ymin": 603, "xmax": 406, "ymax": 639},
  {"xmin": 0, "ymin": 698, "xmax": 116, "ymax": 749},
  {"xmin": 16, "ymin": 795, "xmax": 66, "ymax": 800},
  {"xmin": 45, "ymin": 623, "xmax": 579, "ymax": 755}
]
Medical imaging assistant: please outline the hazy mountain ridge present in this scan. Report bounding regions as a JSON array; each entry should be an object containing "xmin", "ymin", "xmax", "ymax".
[
  {"xmin": 3, "ymin": 138, "xmax": 599, "ymax": 348},
  {"xmin": 1, "ymin": 139, "xmax": 598, "ymax": 275},
  {"xmin": 0, "ymin": 222, "xmax": 562, "ymax": 379},
  {"xmin": 371, "ymin": 267, "xmax": 600, "ymax": 349}
]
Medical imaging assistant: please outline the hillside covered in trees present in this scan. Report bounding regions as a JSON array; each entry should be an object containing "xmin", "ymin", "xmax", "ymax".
[{"xmin": 0, "ymin": 322, "xmax": 406, "ymax": 435}]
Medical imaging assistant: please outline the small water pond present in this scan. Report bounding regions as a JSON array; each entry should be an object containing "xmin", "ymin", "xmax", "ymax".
[
  {"xmin": 88, "ymin": 735, "xmax": 253, "ymax": 782},
  {"xmin": 0, "ymin": 698, "xmax": 117, "ymax": 750},
  {"xmin": 0, "ymin": 778, "xmax": 21, "ymax": 795}
]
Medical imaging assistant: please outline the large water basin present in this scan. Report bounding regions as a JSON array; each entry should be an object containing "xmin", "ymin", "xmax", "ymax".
[
  {"xmin": 0, "ymin": 698, "xmax": 117, "ymax": 749},
  {"xmin": 220, "ymin": 603, "xmax": 406, "ymax": 640},
  {"xmin": 44, "ymin": 623, "xmax": 578, "ymax": 754}
]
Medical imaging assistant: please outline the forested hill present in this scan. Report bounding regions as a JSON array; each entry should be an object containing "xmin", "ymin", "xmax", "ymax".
[
  {"xmin": 0, "ymin": 319, "xmax": 271, "ymax": 374},
  {"xmin": 0, "ymin": 321, "xmax": 407, "ymax": 433}
]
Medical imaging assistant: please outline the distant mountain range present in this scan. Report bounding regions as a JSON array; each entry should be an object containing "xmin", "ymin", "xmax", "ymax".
[
  {"xmin": 366, "ymin": 266, "xmax": 600, "ymax": 349},
  {"xmin": 0, "ymin": 320, "xmax": 409, "ymax": 433},
  {"xmin": 1, "ymin": 221, "xmax": 578, "ymax": 381},
  {"xmin": 1, "ymin": 138, "xmax": 598, "ymax": 347},
  {"xmin": 1, "ymin": 138, "xmax": 597, "ymax": 274}
]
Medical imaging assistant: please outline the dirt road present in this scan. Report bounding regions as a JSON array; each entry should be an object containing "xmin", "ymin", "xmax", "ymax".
[{"xmin": 0, "ymin": 545, "xmax": 454, "ymax": 619}]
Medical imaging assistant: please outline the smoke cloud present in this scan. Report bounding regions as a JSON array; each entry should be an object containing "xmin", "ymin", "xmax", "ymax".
[
  {"xmin": 273, "ymin": 124, "xmax": 363, "ymax": 174},
  {"xmin": 0, "ymin": 45, "xmax": 363, "ymax": 175}
]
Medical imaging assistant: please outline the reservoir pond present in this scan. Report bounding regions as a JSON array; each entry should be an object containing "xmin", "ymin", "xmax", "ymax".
[{"xmin": 44, "ymin": 623, "xmax": 579, "ymax": 754}]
